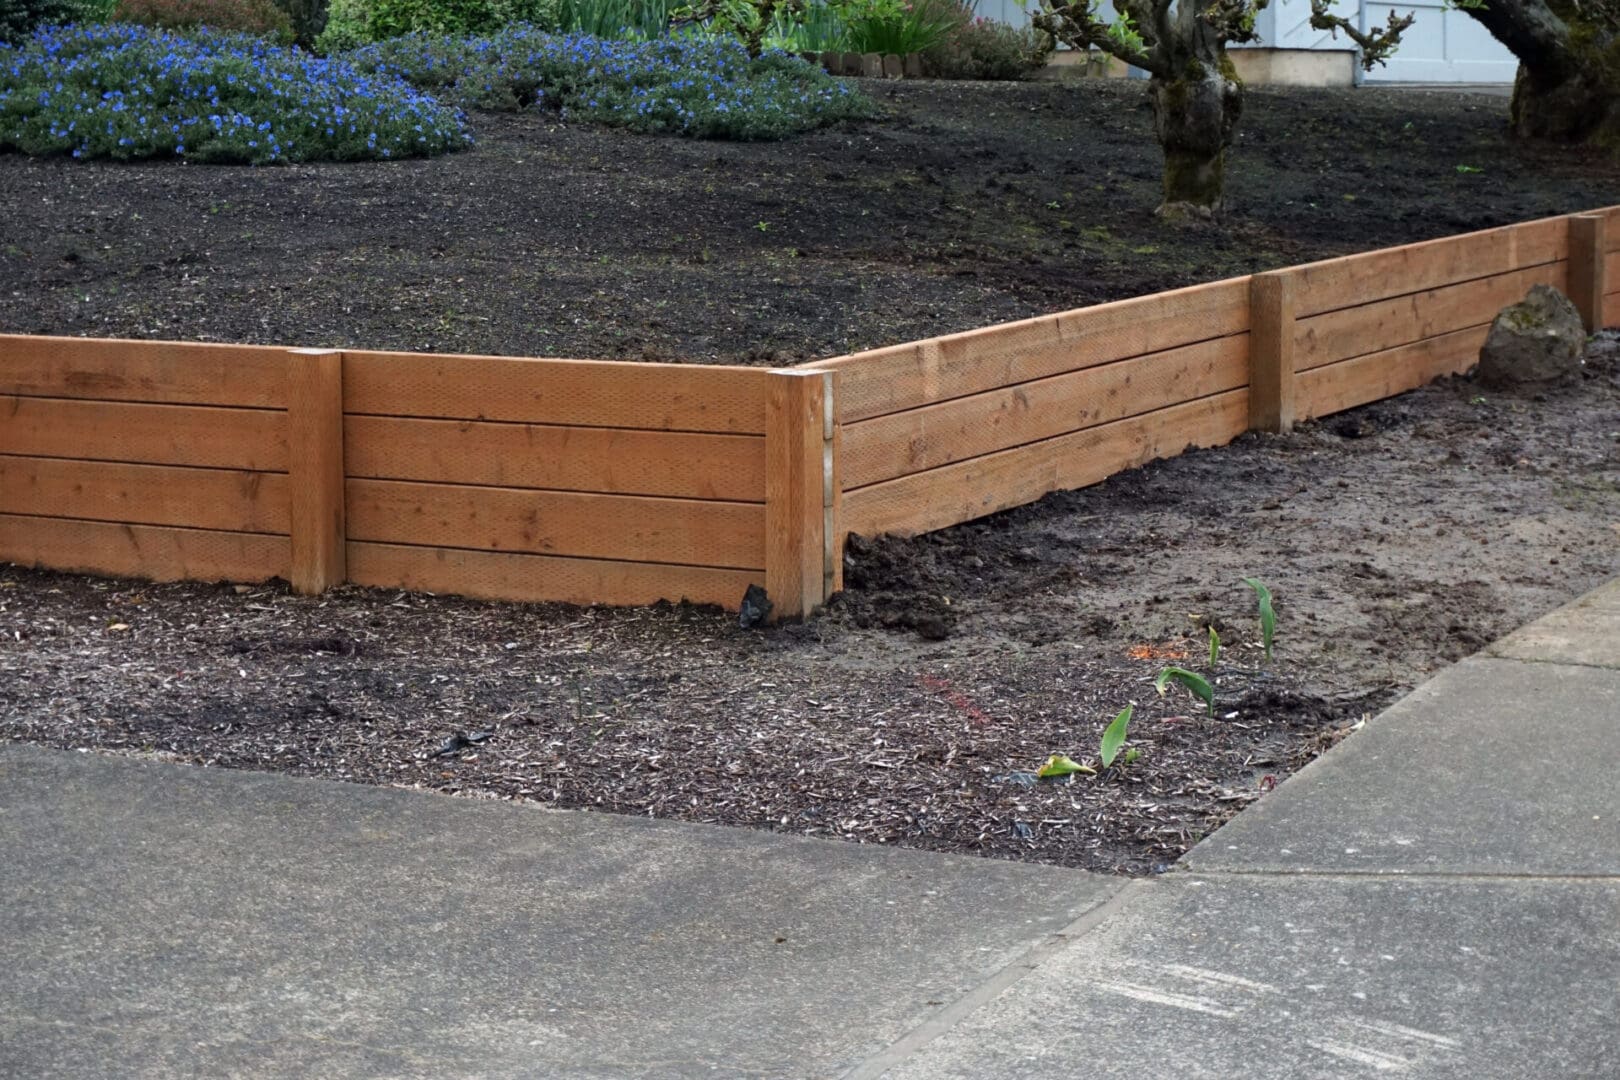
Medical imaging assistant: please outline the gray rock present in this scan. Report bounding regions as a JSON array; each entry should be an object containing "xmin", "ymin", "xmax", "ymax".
[{"xmin": 1476, "ymin": 284, "xmax": 1585, "ymax": 389}]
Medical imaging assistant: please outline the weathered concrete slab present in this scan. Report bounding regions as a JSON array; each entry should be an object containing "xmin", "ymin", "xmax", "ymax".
[
  {"xmin": 1488, "ymin": 579, "xmax": 1620, "ymax": 669},
  {"xmin": 0, "ymin": 744, "xmax": 1117, "ymax": 1080},
  {"xmin": 1183, "ymin": 656, "xmax": 1620, "ymax": 876},
  {"xmin": 870, "ymin": 874, "xmax": 1620, "ymax": 1080}
]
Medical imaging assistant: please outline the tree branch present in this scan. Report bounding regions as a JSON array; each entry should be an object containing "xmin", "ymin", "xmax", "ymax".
[
  {"xmin": 1308, "ymin": 0, "xmax": 1415, "ymax": 69},
  {"xmin": 1032, "ymin": 0, "xmax": 1161, "ymax": 74}
]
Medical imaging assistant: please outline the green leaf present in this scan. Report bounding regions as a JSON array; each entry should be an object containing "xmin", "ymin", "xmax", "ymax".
[
  {"xmin": 1123, "ymin": 747, "xmax": 1143, "ymax": 765},
  {"xmin": 1037, "ymin": 753, "xmax": 1096, "ymax": 779},
  {"xmin": 1099, "ymin": 704, "xmax": 1133, "ymax": 769},
  {"xmin": 1155, "ymin": 666, "xmax": 1215, "ymax": 717},
  {"xmin": 1208, "ymin": 625, "xmax": 1220, "ymax": 669},
  {"xmin": 1244, "ymin": 577, "xmax": 1276, "ymax": 661}
]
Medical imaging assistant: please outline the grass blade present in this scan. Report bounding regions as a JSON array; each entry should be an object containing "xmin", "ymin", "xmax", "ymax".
[
  {"xmin": 1099, "ymin": 704, "xmax": 1133, "ymax": 769},
  {"xmin": 1208, "ymin": 625, "xmax": 1220, "ymax": 669},
  {"xmin": 1155, "ymin": 666, "xmax": 1215, "ymax": 717},
  {"xmin": 1037, "ymin": 753, "xmax": 1096, "ymax": 779},
  {"xmin": 1244, "ymin": 577, "xmax": 1276, "ymax": 661}
]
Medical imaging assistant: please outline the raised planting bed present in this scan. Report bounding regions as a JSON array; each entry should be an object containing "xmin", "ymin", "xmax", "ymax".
[{"xmin": 3, "ymin": 208, "xmax": 1615, "ymax": 617}]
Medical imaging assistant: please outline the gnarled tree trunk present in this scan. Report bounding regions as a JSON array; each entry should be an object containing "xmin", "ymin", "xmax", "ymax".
[
  {"xmin": 1464, "ymin": 0, "xmax": 1620, "ymax": 145},
  {"xmin": 1150, "ymin": 51, "xmax": 1244, "ymax": 218}
]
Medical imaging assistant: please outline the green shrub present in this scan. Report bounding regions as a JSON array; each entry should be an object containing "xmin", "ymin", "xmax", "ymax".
[
  {"xmin": 1, "ymin": 0, "xmax": 99, "ymax": 43},
  {"xmin": 0, "ymin": 24, "xmax": 471, "ymax": 163},
  {"xmin": 316, "ymin": 0, "xmax": 559, "ymax": 48},
  {"xmin": 840, "ymin": 0, "xmax": 964, "ymax": 55},
  {"xmin": 112, "ymin": 0, "xmax": 295, "ymax": 42},
  {"xmin": 350, "ymin": 27, "xmax": 871, "ymax": 138},
  {"xmin": 925, "ymin": 7, "xmax": 1049, "ymax": 79}
]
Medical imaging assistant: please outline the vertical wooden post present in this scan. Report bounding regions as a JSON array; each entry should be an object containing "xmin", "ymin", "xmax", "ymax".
[
  {"xmin": 1569, "ymin": 213, "xmax": 1607, "ymax": 334},
  {"xmin": 1249, "ymin": 271, "xmax": 1297, "ymax": 434},
  {"xmin": 822, "ymin": 370, "xmax": 843, "ymax": 601},
  {"xmin": 765, "ymin": 369, "xmax": 832, "ymax": 621},
  {"xmin": 286, "ymin": 349, "xmax": 345, "ymax": 594}
]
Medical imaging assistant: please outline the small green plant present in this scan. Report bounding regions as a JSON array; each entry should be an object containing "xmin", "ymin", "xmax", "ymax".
[
  {"xmin": 1155, "ymin": 666, "xmax": 1214, "ymax": 717},
  {"xmin": 1099, "ymin": 703, "xmax": 1133, "ymax": 769},
  {"xmin": 840, "ymin": 0, "xmax": 963, "ymax": 55},
  {"xmin": 1243, "ymin": 577, "xmax": 1277, "ymax": 661},
  {"xmin": 1455, "ymin": 164, "xmax": 1482, "ymax": 174},
  {"xmin": 1207, "ymin": 625, "xmax": 1220, "ymax": 669}
]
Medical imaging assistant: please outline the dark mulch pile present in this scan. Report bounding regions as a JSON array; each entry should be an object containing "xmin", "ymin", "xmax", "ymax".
[
  {"xmin": 6, "ymin": 339, "xmax": 1618, "ymax": 874},
  {"xmin": 0, "ymin": 79, "xmax": 1613, "ymax": 363}
]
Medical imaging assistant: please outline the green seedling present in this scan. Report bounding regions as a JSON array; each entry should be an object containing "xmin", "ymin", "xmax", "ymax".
[
  {"xmin": 1037, "ymin": 753, "xmax": 1096, "ymax": 779},
  {"xmin": 1208, "ymin": 625, "xmax": 1221, "ymax": 669},
  {"xmin": 1243, "ymin": 577, "xmax": 1277, "ymax": 661},
  {"xmin": 1455, "ymin": 164, "xmax": 1482, "ymax": 174},
  {"xmin": 1100, "ymin": 704, "xmax": 1134, "ymax": 769},
  {"xmin": 1156, "ymin": 666, "xmax": 1214, "ymax": 717},
  {"xmin": 1123, "ymin": 747, "xmax": 1143, "ymax": 765}
]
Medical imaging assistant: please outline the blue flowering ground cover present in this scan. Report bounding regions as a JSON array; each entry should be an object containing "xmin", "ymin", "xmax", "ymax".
[
  {"xmin": 348, "ymin": 28, "xmax": 872, "ymax": 140},
  {"xmin": 0, "ymin": 24, "xmax": 472, "ymax": 163},
  {"xmin": 0, "ymin": 23, "xmax": 870, "ymax": 164}
]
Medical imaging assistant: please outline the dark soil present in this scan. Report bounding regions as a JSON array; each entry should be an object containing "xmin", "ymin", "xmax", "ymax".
[
  {"xmin": 1, "ymin": 79, "xmax": 1614, "ymax": 364},
  {"xmin": 6, "ymin": 339, "xmax": 1618, "ymax": 874}
]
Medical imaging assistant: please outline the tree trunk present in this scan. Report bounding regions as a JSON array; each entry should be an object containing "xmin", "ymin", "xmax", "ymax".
[
  {"xmin": 1150, "ymin": 53, "xmax": 1244, "ymax": 218},
  {"xmin": 1463, "ymin": 0, "xmax": 1620, "ymax": 146}
]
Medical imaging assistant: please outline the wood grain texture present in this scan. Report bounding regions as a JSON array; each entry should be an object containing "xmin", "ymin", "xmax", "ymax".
[
  {"xmin": 839, "ymin": 334, "xmax": 1248, "ymax": 490},
  {"xmin": 1602, "ymin": 205, "xmax": 1620, "ymax": 250},
  {"xmin": 0, "ymin": 396, "xmax": 287, "ymax": 469},
  {"xmin": 343, "ymin": 350, "xmax": 771, "ymax": 434},
  {"xmin": 1248, "ymin": 273, "xmax": 1296, "ymax": 434},
  {"xmin": 345, "ymin": 416, "xmax": 765, "ymax": 502},
  {"xmin": 764, "ymin": 370, "xmax": 828, "ymax": 619},
  {"xmin": 0, "ymin": 334, "xmax": 288, "ymax": 407},
  {"xmin": 1607, "ymin": 290, "xmax": 1620, "ymax": 330},
  {"xmin": 347, "ymin": 541, "xmax": 757, "ymax": 610},
  {"xmin": 1297, "ymin": 325, "xmax": 1489, "ymax": 421},
  {"xmin": 842, "ymin": 391, "xmax": 1248, "ymax": 539},
  {"xmin": 1295, "ymin": 262, "xmax": 1568, "ymax": 373},
  {"xmin": 1570, "ymin": 215, "xmax": 1607, "ymax": 333},
  {"xmin": 346, "ymin": 479, "xmax": 764, "ymax": 570},
  {"xmin": 286, "ymin": 350, "xmax": 346, "ymax": 594},
  {"xmin": 801, "ymin": 277, "xmax": 1250, "ymax": 423},
  {"xmin": 1290, "ymin": 217, "xmax": 1568, "ymax": 319},
  {"xmin": 0, "ymin": 514, "xmax": 288, "ymax": 582},
  {"xmin": 0, "ymin": 456, "xmax": 289, "ymax": 534},
  {"xmin": 1604, "ymin": 251, "xmax": 1620, "ymax": 306}
]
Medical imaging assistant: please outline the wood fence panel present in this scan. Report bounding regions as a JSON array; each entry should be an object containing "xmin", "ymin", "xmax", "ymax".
[
  {"xmin": 803, "ymin": 278, "xmax": 1249, "ymax": 423},
  {"xmin": 347, "ymin": 541, "xmax": 755, "ymax": 610},
  {"xmin": 0, "ymin": 335, "xmax": 287, "ymax": 407},
  {"xmin": 1297, "ymin": 325, "xmax": 1488, "ymax": 421},
  {"xmin": 346, "ymin": 479, "xmax": 764, "ymax": 570},
  {"xmin": 0, "ymin": 514, "xmax": 288, "ymax": 582},
  {"xmin": 345, "ymin": 417, "xmax": 765, "ymax": 502},
  {"xmin": 0, "ymin": 456, "xmax": 289, "ymax": 534},
  {"xmin": 343, "ymin": 351, "xmax": 771, "ymax": 434},
  {"xmin": 840, "ymin": 335, "xmax": 1248, "ymax": 490},
  {"xmin": 0, "ymin": 397, "xmax": 287, "ymax": 470},
  {"xmin": 1291, "ymin": 216, "xmax": 1568, "ymax": 318},
  {"xmin": 1295, "ymin": 262, "xmax": 1569, "ymax": 372},
  {"xmin": 842, "ymin": 391, "xmax": 1248, "ymax": 539}
]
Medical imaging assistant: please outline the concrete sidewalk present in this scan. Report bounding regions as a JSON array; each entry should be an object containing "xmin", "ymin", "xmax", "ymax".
[{"xmin": 3, "ymin": 581, "xmax": 1618, "ymax": 1078}]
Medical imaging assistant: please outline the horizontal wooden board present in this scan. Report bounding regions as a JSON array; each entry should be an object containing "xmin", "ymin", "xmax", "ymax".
[
  {"xmin": 0, "ymin": 456, "xmax": 289, "ymax": 534},
  {"xmin": 802, "ymin": 277, "xmax": 1250, "ymax": 423},
  {"xmin": 1603, "ymin": 206, "xmax": 1620, "ymax": 250},
  {"xmin": 841, "ymin": 334, "xmax": 1249, "ymax": 489},
  {"xmin": 0, "ymin": 396, "xmax": 287, "ymax": 470},
  {"xmin": 0, "ymin": 514, "xmax": 287, "ymax": 582},
  {"xmin": 347, "ymin": 541, "xmax": 758, "ymax": 610},
  {"xmin": 842, "ymin": 390, "xmax": 1248, "ymax": 539},
  {"xmin": 1295, "ymin": 262, "xmax": 1567, "ymax": 372},
  {"xmin": 0, "ymin": 334, "xmax": 288, "ymax": 407},
  {"xmin": 343, "ymin": 351, "xmax": 771, "ymax": 434},
  {"xmin": 1298, "ymin": 324, "xmax": 1489, "ymax": 421},
  {"xmin": 1291, "ymin": 216, "xmax": 1568, "ymax": 319},
  {"xmin": 347, "ymin": 479, "xmax": 764, "ymax": 570},
  {"xmin": 345, "ymin": 417, "xmax": 765, "ymax": 502}
]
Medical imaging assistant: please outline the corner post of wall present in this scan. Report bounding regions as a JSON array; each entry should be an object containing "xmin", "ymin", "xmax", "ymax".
[
  {"xmin": 1248, "ymin": 270, "xmax": 1297, "ymax": 434},
  {"xmin": 286, "ymin": 348, "xmax": 346, "ymax": 594},
  {"xmin": 765, "ymin": 369, "xmax": 833, "ymax": 621},
  {"xmin": 1569, "ymin": 213, "xmax": 1607, "ymax": 334}
]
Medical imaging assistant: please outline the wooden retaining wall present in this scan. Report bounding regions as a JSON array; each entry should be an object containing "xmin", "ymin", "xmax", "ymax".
[
  {"xmin": 2, "ymin": 207, "xmax": 1614, "ymax": 615},
  {"xmin": 803, "ymin": 208, "xmax": 1613, "ymax": 547}
]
